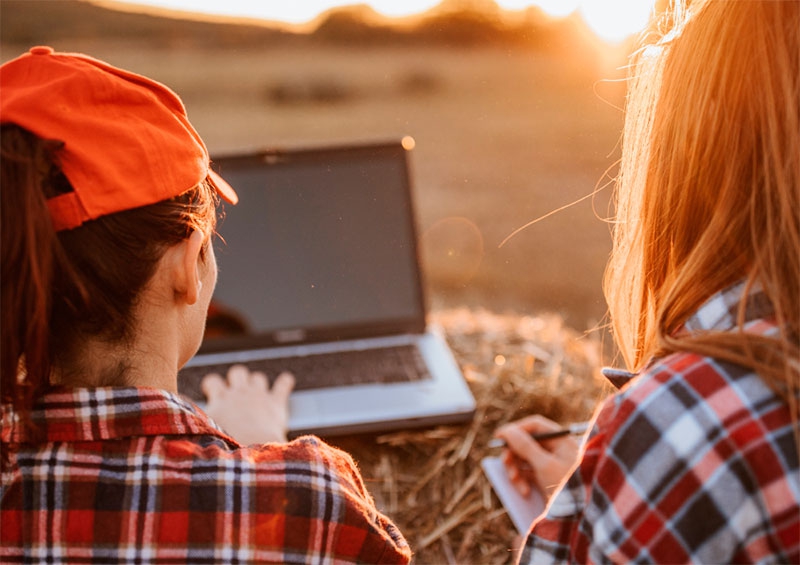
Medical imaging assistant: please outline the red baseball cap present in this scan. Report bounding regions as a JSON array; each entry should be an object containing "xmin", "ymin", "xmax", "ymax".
[{"xmin": 0, "ymin": 46, "xmax": 238, "ymax": 231}]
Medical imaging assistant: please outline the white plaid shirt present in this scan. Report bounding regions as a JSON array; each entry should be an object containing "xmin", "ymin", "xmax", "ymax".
[{"xmin": 520, "ymin": 282, "xmax": 800, "ymax": 564}]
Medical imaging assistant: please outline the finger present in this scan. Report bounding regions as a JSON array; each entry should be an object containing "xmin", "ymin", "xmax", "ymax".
[
  {"xmin": 507, "ymin": 414, "xmax": 563, "ymax": 435},
  {"xmin": 227, "ymin": 364, "xmax": 250, "ymax": 388},
  {"xmin": 249, "ymin": 371, "xmax": 269, "ymax": 392},
  {"xmin": 494, "ymin": 416, "xmax": 556, "ymax": 445},
  {"xmin": 201, "ymin": 373, "xmax": 227, "ymax": 398},
  {"xmin": 498, "ymin": 423, "xmax": 551, "ymax": 465},
  {"xmin": 503, "ymin": 448, "xmax": 537, "ymax": 477},
  {"xmin": 509, "ymin": 475, "xmax": 532, "ymax": 497},
  {"xmin": 553, "ymin": 434, "xmax": 582, "ymax": 459},
  {"xmin": 270, "ymin": 371, "xmax": 295, "ymax": 401},
  {"xmin": 502, "ymin": 451, "xmax": 519, "ymax": 480},
  {"xmin": 501, "ymin": 450, "xmax": 533, "ymax": 496}
]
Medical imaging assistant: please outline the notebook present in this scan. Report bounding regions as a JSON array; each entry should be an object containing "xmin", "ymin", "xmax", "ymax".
[
  {"xmin": 178, "ymin": 138, "xmax": 476, "ymax": 437},
  {"xmin": 481, "ymin": 457, "xmax": 544, "ymax": 535}
]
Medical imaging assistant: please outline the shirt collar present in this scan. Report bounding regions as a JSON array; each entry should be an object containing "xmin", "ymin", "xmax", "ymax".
[
  {"xmin": 601, "ymin": 280, "xmax": 773, "ymax": 390},
  {"xmin": 682, "ymin": 279, "xmax": 772, "ymax": 333},
  {"xmin": 2, "ymin": 387, "xmax": 232, "ymax": 445}
]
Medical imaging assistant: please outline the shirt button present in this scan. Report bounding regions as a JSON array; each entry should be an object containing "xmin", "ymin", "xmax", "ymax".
[{"xmin": 29, "ymin": 46, "xmax": 54, "ymax": 55}]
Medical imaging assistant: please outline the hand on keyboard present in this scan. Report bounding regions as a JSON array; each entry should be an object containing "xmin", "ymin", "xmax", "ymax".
[{"xmin": 201, "ymin": 365, "xmax": 295, "ymax": 445}]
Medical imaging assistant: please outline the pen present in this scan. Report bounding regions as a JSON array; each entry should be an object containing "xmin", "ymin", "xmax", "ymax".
[{"xmin": 487, "ymin": 421, "xmax": 591, "ymax": 449}]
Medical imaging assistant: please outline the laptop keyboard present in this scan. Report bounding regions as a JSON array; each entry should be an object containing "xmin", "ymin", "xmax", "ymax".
[{"xmin": 178, "ymin": 344, "xmax": 432, "ymax": 404}]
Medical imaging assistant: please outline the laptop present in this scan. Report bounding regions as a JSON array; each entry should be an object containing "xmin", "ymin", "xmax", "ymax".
[{"xmin": 178, "ymin": 138, "xmax": 476, "ymax": 437}]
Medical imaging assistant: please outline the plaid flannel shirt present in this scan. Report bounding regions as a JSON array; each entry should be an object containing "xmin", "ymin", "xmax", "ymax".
[
  {"xmin": 0, "ymin": 387, "xmax": 411, "ymax": 564},
  {"xmin": 520, "ymin": 282, "xmax": 800, "ymax": 564}
]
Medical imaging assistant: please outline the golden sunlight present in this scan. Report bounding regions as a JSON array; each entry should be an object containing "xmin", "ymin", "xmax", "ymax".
[
  {"xmin": 110, "ymin": 0, "xmax": 657, "ymax": 43},
  {"xmin": 110, "ymin": 0, "xmax": 441, "ymax": 24},
  {"xmin": 496, "ymin": 0, "xmax": 581, "ymax": 19}
]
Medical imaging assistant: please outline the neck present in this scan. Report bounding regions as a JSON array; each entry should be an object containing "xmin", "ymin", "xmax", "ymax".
[
  {"xmin": 53, "ymin": 293, "xmax": 187, "ymax": 392},
  {"xmin": 54, "ymin": 334, "xmax": 180, "ymax": 391},
  {"xmin": 51, "ymin": 235, "xmax": 208, "ymax": 391}
]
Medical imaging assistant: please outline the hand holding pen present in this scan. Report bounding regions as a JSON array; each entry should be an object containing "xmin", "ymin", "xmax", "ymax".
[
  {"xmin": 493, "ymin": 415, "xmax": 588, "ymax": 498},
  {"xmin": 487, "ymin": 420, "xmax": 590, "ymax": 449}
]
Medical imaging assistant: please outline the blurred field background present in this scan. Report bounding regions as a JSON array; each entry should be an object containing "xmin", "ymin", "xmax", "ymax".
[
  {"xmin": 1, "ymin": 0, "xmax": 629, "ymax": 332},
  {"xmin": 1, "ymin": 2, "xmax": 639, "ymax": 560}
]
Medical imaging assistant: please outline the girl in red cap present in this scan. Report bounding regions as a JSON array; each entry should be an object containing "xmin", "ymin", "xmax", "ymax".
[{"xmin": 0, "ymin": 47, "xmax": 410, "ymax": 564}]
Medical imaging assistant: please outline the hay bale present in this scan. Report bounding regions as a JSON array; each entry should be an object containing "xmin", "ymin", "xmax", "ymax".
[{"xmin": 334, "ymin": 307, "xmax": 613, "ymax": 564}]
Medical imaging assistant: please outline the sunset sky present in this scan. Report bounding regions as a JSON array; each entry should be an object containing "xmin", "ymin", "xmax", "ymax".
[{"xmin": 109, "ymin": 0, "xmax": 658, "ymax": 43}]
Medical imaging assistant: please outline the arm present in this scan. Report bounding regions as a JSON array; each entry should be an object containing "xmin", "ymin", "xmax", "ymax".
[{"xmin": 267, "ymin": 437, "xmax": 412, "ymax": 563}]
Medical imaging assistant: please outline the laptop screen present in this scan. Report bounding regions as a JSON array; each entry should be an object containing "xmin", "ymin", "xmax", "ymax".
[{"xmin": 202, "ymin": 142, "xmax": 426, "ymax": 351}]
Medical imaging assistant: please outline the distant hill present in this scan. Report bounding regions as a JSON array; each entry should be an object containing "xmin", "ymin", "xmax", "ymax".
[
  {"xmin": 0, "ymin": 0, "xmax": 294, "ymax": 48},
  {"xmin": 0, "ymin": 0, "xmax": 585, "ymax": 51}
]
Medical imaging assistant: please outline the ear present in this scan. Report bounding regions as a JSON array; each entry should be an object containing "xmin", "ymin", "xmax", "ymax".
[{"xmin": 175, "ymin": 230, "xmax": 205, "ymax": 305}]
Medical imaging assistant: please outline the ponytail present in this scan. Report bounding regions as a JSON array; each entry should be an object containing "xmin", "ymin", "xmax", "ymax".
[{"xmin": 1, "ymin": 126, "xmax": 84, "ymax": 450}]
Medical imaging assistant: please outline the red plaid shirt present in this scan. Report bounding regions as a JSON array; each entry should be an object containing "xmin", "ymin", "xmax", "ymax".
[
  {"xmin": 1, "ymin": 387, "xmax": 411, "ymax": 563},
  {"xmin": 520, "ymin": 283, "xmax": 800, "ymax": 564}
]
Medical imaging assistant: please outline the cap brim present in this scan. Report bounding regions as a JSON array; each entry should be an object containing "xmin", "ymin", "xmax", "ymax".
[{"xmin": 208, "ymin": 169, "xmax": 238, "ymax": 205}]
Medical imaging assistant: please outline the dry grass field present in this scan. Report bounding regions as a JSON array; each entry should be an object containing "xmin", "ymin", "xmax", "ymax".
[
  {"xmin": 1, "ymin": 5, "xmax": 632, "ymax": 560},
  {"xmin": 2, "ymin": 31, "xmax": 627, "ymax": 329}
]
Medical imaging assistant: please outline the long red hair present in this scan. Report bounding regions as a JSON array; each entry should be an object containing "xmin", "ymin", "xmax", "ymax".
[{"xmin": 605, "ymin": 1, "xmax": 799, "ymax": 408}]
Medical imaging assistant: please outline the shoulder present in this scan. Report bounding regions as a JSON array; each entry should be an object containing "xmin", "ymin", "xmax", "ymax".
[
  {"xmin": 160, "ymin": 433, "xmax": 365, "ymax": 487},
  {"xmin": 155, "ymin": 434, "xmax": 412, "ymax": 562},
  {"xmin": 591, "ymin": 350, "xmax": 796, "ymax": 493},
  {"xmin": 251, "ymin": 435, "xmax": 370, "ymax": 495},
  {"xmin": 600, "ymin": 350, "xmax": 792, "ymax": 456},
  {"xmin": 589, "ymin": 351, "xmax": 798, "ymax": 559},
  {"xmin": 140, "ymin": 417, "xmax": 374, "ymax": 509}
]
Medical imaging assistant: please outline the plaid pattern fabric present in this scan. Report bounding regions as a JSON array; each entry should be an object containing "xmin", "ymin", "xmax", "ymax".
[
  {"xmin": 520, "ymin": 282, "xmax": 800, "ymax": 564},
  {"xmin": 1, "ymin": 387, "xmax": 411, "ymax": 564}
]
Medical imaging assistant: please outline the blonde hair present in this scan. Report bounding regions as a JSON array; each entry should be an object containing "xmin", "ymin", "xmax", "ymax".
[{"xmin": 605, "ymin": 0, "xmax": 799, "ymax": 405}]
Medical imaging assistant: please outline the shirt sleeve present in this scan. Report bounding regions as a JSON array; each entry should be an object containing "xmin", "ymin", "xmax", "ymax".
[
  {"xmin": 515, "ymin": 400, "xmax": 614, "ymax": 564},
  {"xmin": 247, "ymin": 435, "xmax": 412, "ymax": 564}
]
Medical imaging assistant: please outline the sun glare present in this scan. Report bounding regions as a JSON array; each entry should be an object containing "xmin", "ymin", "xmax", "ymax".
[
  {"xmin": 496, "ymin": 0, "xmax": 581, "ymax": 19},
  {"xmin": 579, "ymin": 0, "xmax": 657, "ymax": 43},
  {"xmin": 364, "ymin": 0, "xmax": 440, "ymax": 18},
  {"xmin": 110, "ymin": 0, "xmax": 657, "ymax": 43},
  {"xmin": 500, "ymin": 0, "xmax": 657, "ymax": 43}
]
